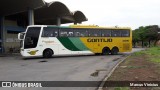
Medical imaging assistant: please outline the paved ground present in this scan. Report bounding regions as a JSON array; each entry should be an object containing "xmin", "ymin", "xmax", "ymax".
[{"xmin": 0, "ymin": 48, "xmax": 145, "ymax": 90}]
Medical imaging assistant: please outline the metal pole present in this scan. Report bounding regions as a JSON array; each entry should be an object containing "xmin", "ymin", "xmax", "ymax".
[
  {"xmin": 57, "ymin": 17, "xmax": 61, "ymax": 26},
  {"xmin": 0, "ymin": 16, "xmax": 5, "ymax": 53},
  {"xmin": 28, "ymin": 8, "xmax": 34, "ymax": 25}
]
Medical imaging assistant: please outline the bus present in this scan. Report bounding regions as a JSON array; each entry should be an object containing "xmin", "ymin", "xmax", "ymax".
[{"xmin": 18, "ymin": 25, "xmax": 132, "ymax": 58}]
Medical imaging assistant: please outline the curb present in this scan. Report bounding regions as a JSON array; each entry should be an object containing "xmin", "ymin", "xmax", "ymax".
[{"xmin": 98, "ymin": 55, "xmax": 131, "ymax": 90}]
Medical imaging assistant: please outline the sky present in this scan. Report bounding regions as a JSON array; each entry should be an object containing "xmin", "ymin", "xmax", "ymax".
[{"xmin": 44, "ymin": 0, "xmax": 160, "ymax": 29}]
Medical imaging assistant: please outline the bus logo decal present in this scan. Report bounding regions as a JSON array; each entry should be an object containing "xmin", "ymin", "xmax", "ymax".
[{"xmin": 28, "ymin": 50, "xmax": 39, "ymax": 55}]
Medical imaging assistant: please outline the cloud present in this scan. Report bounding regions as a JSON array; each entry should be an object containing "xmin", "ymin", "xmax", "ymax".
[{"xmin": 44, "ymin": 0, "xmax": 160, "ymax": 29}]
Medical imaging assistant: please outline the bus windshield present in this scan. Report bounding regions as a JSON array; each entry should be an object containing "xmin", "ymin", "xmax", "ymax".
[{"xmin": 24, "ymin": 27, "xmax": 41, "ymax": 49}]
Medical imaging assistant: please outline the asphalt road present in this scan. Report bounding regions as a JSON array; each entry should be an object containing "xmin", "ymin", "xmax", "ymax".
[{"xmin": 0, "ymin": 48, "xmax": 145, "ymax": 90}]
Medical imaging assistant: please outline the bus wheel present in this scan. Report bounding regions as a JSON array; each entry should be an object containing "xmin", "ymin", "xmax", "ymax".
[
  {"xmin": 102, "ymin": 47, "xmax": 110, "ymax": 55},
  {"xmin": 111, "ymin": 47, "xmax": 119, "ymax": 55},
  {"xmin": 43, "ymin": 49, "xmax": 53, "ymax": 58}
]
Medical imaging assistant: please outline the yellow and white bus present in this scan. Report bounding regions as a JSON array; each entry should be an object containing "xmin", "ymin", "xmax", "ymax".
[{"xmin": 18, "ymin": 25, "xmax": 132, "ymax": 58}]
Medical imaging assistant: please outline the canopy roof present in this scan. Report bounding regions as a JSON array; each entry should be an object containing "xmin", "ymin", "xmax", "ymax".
[
  {"xmin": 0, "ymin": 0, "xmax": 45, "ymax": 16},
  {"xmin": 34, "ymin": 1, "xmax": 75, "ymax": 24},
  {"xmin": 73, "ymin": 11, "xmax": 88, "ymax": 23},
  {"xmin": 1, "ymin": 0, "xmax": 88, "ymax": 24}
]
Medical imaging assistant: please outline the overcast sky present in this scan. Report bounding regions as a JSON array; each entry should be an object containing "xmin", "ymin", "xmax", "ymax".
[{"xmin": 44, "ymin": 0, "xmax": 160, "ymax": 29}]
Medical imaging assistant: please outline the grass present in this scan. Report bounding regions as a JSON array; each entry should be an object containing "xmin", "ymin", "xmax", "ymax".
[
  {"xmin": 146, "ymin": 47, "xmax": 160, "ymax": 63},
  {"xmin": 114, "ymin": 87, "xmax": 129, "ymax": 90},
  {"xmin": 132, "ymin": 47, "xmax": 160, "ymax": 63},
  {"xmin": 132, "ymin": 51, "xmax": 145, "ymax": 56},
  {"xmin": 106, "ymin": 47, "xmax": 160, "ymax": 90}
]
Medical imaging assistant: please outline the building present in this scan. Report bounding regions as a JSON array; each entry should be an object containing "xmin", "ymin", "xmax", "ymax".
[{"xmin": 0, "ymin": 0, "xmax": 87, "ymax": 53}]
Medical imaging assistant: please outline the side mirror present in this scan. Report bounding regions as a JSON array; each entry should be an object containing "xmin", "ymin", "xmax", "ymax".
[{"xmin": 18, "ymin": 32, "xmax": 25, "ymax": 40}]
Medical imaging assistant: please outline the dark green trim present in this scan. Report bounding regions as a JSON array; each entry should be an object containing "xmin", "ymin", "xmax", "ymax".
[
  {"xmin": 57, "ymin": 37, "xmax": 80, "ymax": 51},
  {"xmin": 68, "ymin": 38, "xmax": 89, "ymax": 51}
]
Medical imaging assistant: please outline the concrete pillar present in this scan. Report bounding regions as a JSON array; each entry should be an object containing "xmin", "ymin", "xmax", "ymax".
[
  {"xmin": 0, "ymin": 16, "xmax": 5, "ymax": 53},
  {"xmin": 74, "ymin": 22, "xmax": 77, "ymax": 25},
  {"xmin": 28, "ymin": 8, "xmax": 34, "ymax": 25},
  {"xmin": 57, "ymin": 17, "xmax": 61, "ymax": 26}
]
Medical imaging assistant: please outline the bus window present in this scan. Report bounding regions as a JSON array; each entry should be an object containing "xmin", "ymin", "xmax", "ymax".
[
  {"xmin": 88, "ymin": 29, "xmax": 101, "ymax": 37},
  {"xmin": 60, "ymin": 28, "xmax": 73, "ymax": 37},
  {"xmin": 101, "ymin": 29, "xmax": 111, "ymax": 37},
  {"xmin": 68, "ymin": 32, "xmax": 73, "ymax": 37},
  {"xmin": 74, "ymin": 29, "xmax": 88, "ymax": 37},
  {"xmin": 121, "ymin": 30, "xmax": 130, "ymax": 37},
  {"xmin": 42, "ymin": 27, "xmax": 58, "ymax": 37},
  {"xmin": 111, "ymin": 30, "xmax": 121, "ymax": 37},
  {"xmin": 74, "ymin": 31, "xmax": 80, "ymax": 37}
]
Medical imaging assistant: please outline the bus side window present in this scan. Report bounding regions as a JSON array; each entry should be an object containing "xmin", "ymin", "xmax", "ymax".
[
  {"xmin": 101, "ymin": 30, "xmax": 111, "ymax": 37},
  {"xmin": 42, "ymin": 27, "xmax": 58, "ymax": 37},
  {"xmin": 74, "ymin": 28, "xmax": 88, "ymax": 37},
  {"xmin": 89, "ymin": 29, "xmax": 99, "ymax": 37},
  {"xmin": 75, "ymin": 31, "xmax": 80, "ymax": 37},
  {"xmin": 68, "ymin": 31, "xmax": 73, "ymax": 37},
  {"xmin": 60, "ymin": 28, "xmax": 73, "ymax": 37},
  {"xmin": 121, "ymin": 30, "xmax": 130, "ymax": 37},
  {"xmin": 54, "ymin": 31, "xmax": 58, "ymax": 37},
  {"xmin": 60, "ymin": 31, "xmax": 67, "ymax": 37},
  {"xmin": 82, "ymin": 29, "xmax": 88, "ymax": 37},
  {"xmin": 88, "ymin": 30, "xmax": 92, "ymax": 36},
  {"xmin": 94, "ymin": 29, "xmax": 101, "ymax": 37},
  {"xmin": 42, "ymin": 27, "xmax": 51, "ymax": 37},
  {"xmin": 112, "ymin": 30, "xmax": 121, "ymax": 37}
]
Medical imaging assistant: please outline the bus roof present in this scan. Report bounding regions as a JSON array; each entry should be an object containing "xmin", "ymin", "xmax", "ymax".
[
  {"xmin": 70, "ymin": 25, "xmax": 131, "ymax": 30},
  {"xmin": 27, "ymin": 25, "xmax": 131, "ymax": 30}
]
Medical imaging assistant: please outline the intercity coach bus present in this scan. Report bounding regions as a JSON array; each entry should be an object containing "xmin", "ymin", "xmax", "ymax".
[{"xmin": 18, "ymin": 25, "xmax": 132, "ymax": 58}]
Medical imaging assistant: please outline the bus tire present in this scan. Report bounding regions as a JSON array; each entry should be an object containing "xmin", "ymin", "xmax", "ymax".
[
  {"xmin": 111, "ymin": 47, "xmax": 119, "ymax": 55},
  {"xmin": 43, "ymin": 49, "xmax": 53, "ymax": 58},
  {"xmin": 102, "ymin": 47, "xmax": 110, "ymax": 55}
]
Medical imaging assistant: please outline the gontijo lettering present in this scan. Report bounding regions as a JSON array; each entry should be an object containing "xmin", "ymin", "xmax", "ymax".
[{"xmin": 87, "ymin": 38, "xmax": 112, "ymax": 42}]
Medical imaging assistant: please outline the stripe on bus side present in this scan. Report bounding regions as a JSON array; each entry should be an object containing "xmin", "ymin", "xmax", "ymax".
[
  {"xmin": 57, "ymin": 37, "xmax": 80, "ymax": 51},
  {"xmin": 68, "ymin": 38, "xmax": 89, "ymax": 51},
  {"xmin": 57, "ymin": 37, "xmax": 90, "ymax": 51}
]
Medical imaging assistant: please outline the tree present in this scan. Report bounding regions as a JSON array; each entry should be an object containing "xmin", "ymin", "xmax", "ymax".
[
  {"xmin": 138, "ymin": 26, "xmax": 146, "ymax": 47},
  {"xmin": 132, "ymin": 25, "xmax": 160, "ymax": 47},
  {"xmin": 132, "ymin": 29, "xmax": 140, "ymax": 48},
  {"xmin": 145, "ymin": 25, "xmax": 160, "ymax": 46}
]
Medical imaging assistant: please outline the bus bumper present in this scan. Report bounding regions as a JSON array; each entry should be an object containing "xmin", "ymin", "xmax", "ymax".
[{"xmin": 20, "ymin": 49, "xmax": 41, "ymax": 57}]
